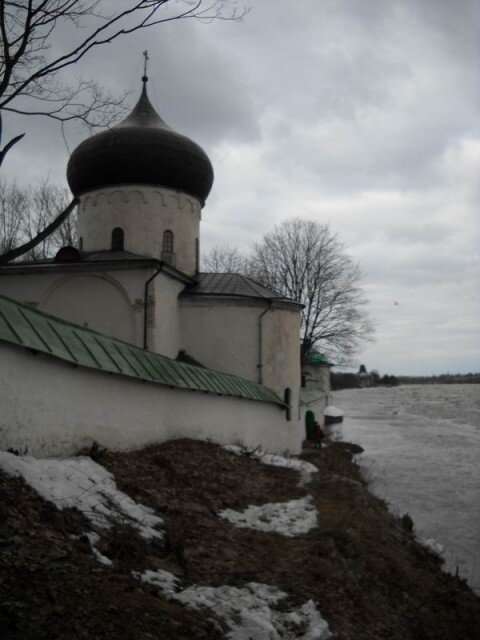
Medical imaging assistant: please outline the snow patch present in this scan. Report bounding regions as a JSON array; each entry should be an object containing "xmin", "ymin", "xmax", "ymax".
[
  {"xmin": 134, "ymin": 569, "xmax": 180, "ymax": 595},
  {"xmin": 0, "ymin": 452, "xmax": 164, "ymax": 540},
  {"xmin": 422, "ymin": 538, "xmax": 445, "ymax": 556},
  {"xmin": 174, "ymin": 581, "xmax": 331, "ymax": 639},
  {"xmin": 225, "ymin": 445, "xmax": 318, "ymax": 486},
  {"xmin": 84, "ymin": 531, "xmax": 113, "ymax": 566},
  {"xmin": 219, "ymin": 496, "xmax": 318, "ymax": 537}
]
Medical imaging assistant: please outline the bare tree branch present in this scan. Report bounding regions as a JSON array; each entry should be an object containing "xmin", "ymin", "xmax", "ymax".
[
  {"xmin": 0, "ymin": 179, "xmax": 77, "ymax": 264},
  {"xmin": 0, "ymin": 1, "xmax": 249, "ymax": 126},
  {"xmin": 0, "ymin": 130, "xmax": 24, "ymax": 166},
  {"xmin": 202, "ymin": 243, "xmax": 247, "ymax": 273}
]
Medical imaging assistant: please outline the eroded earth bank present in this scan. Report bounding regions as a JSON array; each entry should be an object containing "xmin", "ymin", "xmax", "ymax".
[{"xmin": 1, "ymin": 438, "xmax": 479, "ymax": 639}]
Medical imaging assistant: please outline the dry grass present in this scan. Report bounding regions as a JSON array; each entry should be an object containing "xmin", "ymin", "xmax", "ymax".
[{"xmin": 1, "ymin": 437, "xmax": 479, "ymax": 639}]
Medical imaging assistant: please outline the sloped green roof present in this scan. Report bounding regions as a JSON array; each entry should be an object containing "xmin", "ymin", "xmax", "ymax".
[
  {"xmin": 0, "ymin": 295, "xmax": 282, "ymax": 406},
  {"xmin": 306, "ymin": 349, "xmax": 334, "ymax": 366}
]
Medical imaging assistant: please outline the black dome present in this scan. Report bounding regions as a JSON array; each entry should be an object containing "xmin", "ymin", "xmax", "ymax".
[{"xmin": 67, "ymin": 83, "xmax": 214, "ymax": 206}]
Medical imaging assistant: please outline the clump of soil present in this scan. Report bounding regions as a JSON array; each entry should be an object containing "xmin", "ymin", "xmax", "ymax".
[{"xmin": 1, "ymin": 438, "xmax": 479, "ymax": 640}]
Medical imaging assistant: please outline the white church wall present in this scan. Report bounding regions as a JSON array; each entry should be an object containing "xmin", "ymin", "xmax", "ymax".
[
  {"xmin": 0, "ymin": 342, "xmax": 304, "ymax": 457},
  {"xmin": 0, "ymin": 268, "xmax": 151, "ymax": 346},
  {"xmin": 180, "ymin": 299, "xmax": 260, "ymax": 381},
  {"xmin": 148, "ymin": 273, "xmax": 185, "ymax": 358},
  {"xmin": 302, "ymin": 364, "xmax": 332, "ymax": 404},
  {"xmin": 78, "ymin": 186, "xmax": 201, "ymax": 275},
  {"xmin": 39, "ymin": 274, "xmax": 136, "ymax": 344},
  {"xmin": 0, "ymin": 271, "xmax": 59, "ymax": 307},
  {"xmin": 179, "ymin": 298, "xmax": 302, "ymax": 437},
  {"xmin": 262, "ymin": 306, "xmax": 302, "ymax": 425},
  {"xmin": 180, "ymin": 299, "xmax": 301, "ymax": 393}
]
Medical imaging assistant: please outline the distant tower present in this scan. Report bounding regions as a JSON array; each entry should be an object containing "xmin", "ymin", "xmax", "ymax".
[{"xmin": 67, "ymin": 63, "xmax": 213, "ymax": 276}]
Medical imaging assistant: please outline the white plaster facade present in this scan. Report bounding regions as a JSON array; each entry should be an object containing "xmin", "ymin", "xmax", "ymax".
[
  {"xmin": 0, "ymin": 264, "xmax": 191, "ymax": 354},
  {"xmin": 149, "ymin": 273, "xmax": 185, "ymax": 357},
  {"xmin": 0, "ymin": 343, "xmax": 302, "ymax": 457},
  {"xmin": 302, "ymin": 363, "xmax": 332, "ymax": 405},
  {"xmin": 0, "ymin": 82, "xmax": 307, "ymax": 456},
  {"xmin": 180, "ymin": 297, "xmax": 302, "ymax": 417},
  {"xmin": 0, "ymin": 266, "xmax": 149, "ymax": 346},
  {"xmin": 78, "ymin": 185, "xmax": 201, "ymax": 275}
]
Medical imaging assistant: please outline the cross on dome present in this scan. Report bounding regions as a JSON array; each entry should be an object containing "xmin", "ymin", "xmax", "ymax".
[{"xmin": 142, "ymin": 50, "xmax": 149, "ymax": 84}]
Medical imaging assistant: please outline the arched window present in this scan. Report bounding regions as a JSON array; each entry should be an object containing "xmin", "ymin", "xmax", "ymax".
[
  {"xmin": 284, "ymin": 387, "xmax": 292, "ymax": 421},
  {"xmin": 79, "ymin": 237, "xmax": 83, "ymax": 251},
  {"xmin": 111, "ymin": 227, "xmax": 124, "ymax": 251},
  {"xmin": 195, "ymin": 238, "xmax": 200, "ymax": 272},
  {"xmin": 163, "ymin": 229, "xmax": 174, "ymax": 254},
  {"xmin": 162, "ymin": 229, "xmax": 175, "ymax": 265}
]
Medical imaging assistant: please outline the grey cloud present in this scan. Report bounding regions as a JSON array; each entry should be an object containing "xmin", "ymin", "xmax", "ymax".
[{"xmin": 1, "ymin": 0, "xmax": 478, "ymax": 375}]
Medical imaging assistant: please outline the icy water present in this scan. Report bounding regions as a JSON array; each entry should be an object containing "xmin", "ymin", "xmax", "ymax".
[{"xmin": 333, "ymin": 384, "xmax": 480, "ymax": 594}]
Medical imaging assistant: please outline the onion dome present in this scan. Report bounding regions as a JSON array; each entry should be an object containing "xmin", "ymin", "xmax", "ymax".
[{"xmin": 66, "ymin": 79, "xmax": 214, "ymax": 206}]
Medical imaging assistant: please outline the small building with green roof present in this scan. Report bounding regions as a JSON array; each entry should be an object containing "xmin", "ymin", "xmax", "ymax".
[{"xmin": 300, "ymin": 349, "xmax": 334, "ymax": 441}]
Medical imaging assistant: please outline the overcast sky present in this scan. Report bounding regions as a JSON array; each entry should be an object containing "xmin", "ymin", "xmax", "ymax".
[{"xmin": 3, "ymin": 0, "xmax": 479, "ymax": 376}]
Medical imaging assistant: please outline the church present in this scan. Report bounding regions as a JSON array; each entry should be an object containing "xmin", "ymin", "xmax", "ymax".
[{"xmin": 0, "ymin": 76, "xmax": 329, "ymax": 457}]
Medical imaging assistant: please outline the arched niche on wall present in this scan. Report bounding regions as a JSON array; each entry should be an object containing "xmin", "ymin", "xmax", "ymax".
[{"xmin": 39, "ymin": 274, "xmax": 135, "ymax": 344}]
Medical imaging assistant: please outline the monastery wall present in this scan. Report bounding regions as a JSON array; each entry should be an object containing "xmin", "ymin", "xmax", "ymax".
[{"xmin": 0, "ymin": 343, "xmax": 303, "ymax": 457}]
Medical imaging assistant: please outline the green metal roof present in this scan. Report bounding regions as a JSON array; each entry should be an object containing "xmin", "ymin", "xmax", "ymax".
[
  {"xmin": 306, "ymin": 349, "xmax": 334, "ymax": 366},
  {"xmin": 0, "ymin": 294, "xmax": 283, "ymax": 406}
]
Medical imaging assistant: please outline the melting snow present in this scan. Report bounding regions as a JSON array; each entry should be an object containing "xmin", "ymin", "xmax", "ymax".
[
  {"xmin": 224, "ymin": 445, "xmax": 318, "ymax": 486},
  {"xmin": 135, "ymin": 569, "xmax": 180, "ymax": 594},
  {"xmin": 219, "ymin": 496, "xmax": 318, "ymax": 537},
  {"xmin": 174, "ymin": 581, "xmax": 331, "ymax": 640},
  {"xmin": 0, "ymin": 451, "xmax": 330, "ymax": 638},
  {"xmin": 0, "ymin": 452, "xmax": 164, "ymax": 539},
  {"xmin": 135, "ymin": 573, "xmax": 331, "ymax": 639},
  {"xmin": 80, "ymin": 531, "xmax": 113, "ymax": 566},
  {"xmin": 422, "ymin": 538, "xmax": 445, "ymax": 556}
]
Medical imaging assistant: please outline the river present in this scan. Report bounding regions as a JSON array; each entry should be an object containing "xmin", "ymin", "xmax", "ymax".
[{"xmin": 332, "ymin": 384, "xmax": 480, "ymax": 594}]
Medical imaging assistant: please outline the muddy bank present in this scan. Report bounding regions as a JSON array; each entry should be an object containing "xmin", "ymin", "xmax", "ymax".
[{"xmin": 1, "ymin": 438, "xmax": 479, "ymax": 639}]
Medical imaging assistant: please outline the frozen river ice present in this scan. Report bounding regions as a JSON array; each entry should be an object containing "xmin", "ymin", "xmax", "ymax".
[{"xmin": 333, "ymin": 384, "xmax": 480, "ymax": 594}]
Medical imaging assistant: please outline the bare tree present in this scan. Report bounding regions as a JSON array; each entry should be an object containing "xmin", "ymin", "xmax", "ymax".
[
  {"xmin": 248, "ymin": 219, "xmax": 374, "ymax": 365},
  {"xmin": 0, "ymin": 1, "xmax": 247, "ymax": 128},
  {"xmin": 0, "ymin": 179, "xmax": 28, "ymax": 253},
  {"xmin": 0, "ymin": 177, "xmax": 76, "ymax": 261},
  {"xmin": 202, "ymin": 243, "xmax": 247, "ymax": 273},
  {"xmin": 21, "ymin": 179, "xmax": 74, "ymax": 260}
]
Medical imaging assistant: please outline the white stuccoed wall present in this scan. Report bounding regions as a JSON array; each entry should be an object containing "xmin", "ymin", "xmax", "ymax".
[
  {"xmin": 180, "ymin": 297, "xmax": 302, "ymax": 428},
  {"xmin": 78, "ymin": 185, "xmax": 201, "ymax": 275},
  {"xmin": 40, "ymin": 274, "xmax": 136, "ymax": 344},
  {"xmin": 303, "ymin": 364, "xmax": 332, "ymax": 405},
  {"xmin": 0, "ymin": 268, "xmax": 187, "ymax": 356},
  {"xmin": 0, "ymin": 268, "xmax": 150, "ymax": 346},
  {"xmin": 149, "ymin": 273, "xmax": 185, "ymax": 358},
  {"xmin": 0, "ymin": 343, "xmax": 304, "ymax": 457}
]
